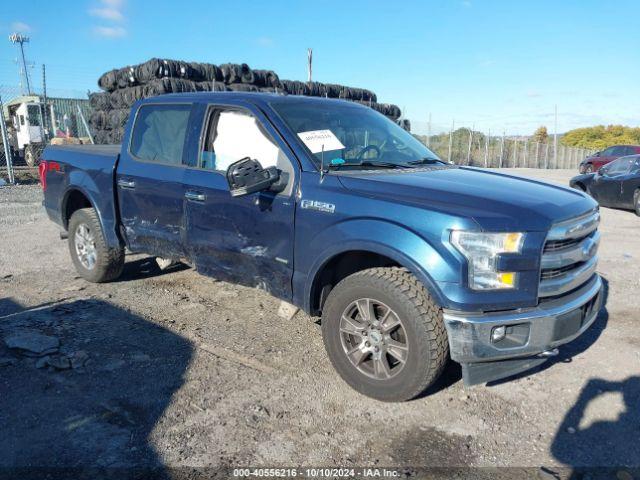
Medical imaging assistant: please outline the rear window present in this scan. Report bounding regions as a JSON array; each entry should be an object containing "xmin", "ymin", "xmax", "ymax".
[{"xmin": 129, "ymin": 104, "xmax": 191, "ymax": 164}]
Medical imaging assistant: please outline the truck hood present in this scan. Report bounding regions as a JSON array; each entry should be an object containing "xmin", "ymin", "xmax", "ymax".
[{"xmin": 336, "ymin": 166, "xmax": 597, "ymax": 231}]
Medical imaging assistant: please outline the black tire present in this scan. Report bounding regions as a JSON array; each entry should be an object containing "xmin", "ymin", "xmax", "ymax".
[
  {"xmin": 68, "ymin": 208, "xmax": 124, "ymax": 283},
  {"xmin": 585, "ymin": 164, "xmax": 594, "ymax": 173},
  {"xmin": 634, "ymin": 190, "xmax": 640, "ymax": 217},
  {"xmin": 321, "ymin": 267, "xmax": 448, "ymax": 402},
  {"xmin": 24, "ymin": 145, "xmax": 37, "ymax": 167}
]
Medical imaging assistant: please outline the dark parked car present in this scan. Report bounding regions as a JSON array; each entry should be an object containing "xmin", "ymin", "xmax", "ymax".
[
  {"xmin": 579, "ymin": 145, "xmax": 640, "ymax": 173},
  {"xmin": 571, "ymin": 155, "xmax": 640, "ymax": 215}
]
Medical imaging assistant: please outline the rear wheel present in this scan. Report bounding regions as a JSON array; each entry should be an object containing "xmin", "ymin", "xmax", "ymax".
[
  {"xmin": 634, "ymin": 190, "xmax": 640, "ymax": 217},
  {"xmin": 68, "ymin": 208, "xmax": 124, "ymax": 282},
  {"xmin": 321, "ymin": 267, "xmax": 448, "ymax": 402}
]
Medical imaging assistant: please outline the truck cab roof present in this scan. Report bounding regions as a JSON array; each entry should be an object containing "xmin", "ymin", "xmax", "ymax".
[{"xmin": 139, "ymin": 91, "xmax": 366, "ymax": 110}]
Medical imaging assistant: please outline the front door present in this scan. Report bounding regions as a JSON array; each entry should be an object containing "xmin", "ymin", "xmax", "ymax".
[
  {"xmin": 117, "ymin": 102, "xmax": 192, "ymax": 259},
  {"xmin": 182, "ymin": 102, "xmax": 297, "ymax": 300},
  {"xmin": 592, "ymin": 156, "xmax": 632, "ymax": 206}
]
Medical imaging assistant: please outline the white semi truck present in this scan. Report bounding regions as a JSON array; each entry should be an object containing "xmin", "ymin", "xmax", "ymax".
[{"xmin": 2, "ymin": 95, "xmax": 92, "ymax": 167}]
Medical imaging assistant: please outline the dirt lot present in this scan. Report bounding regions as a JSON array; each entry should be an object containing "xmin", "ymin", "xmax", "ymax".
[{"xmin": 0, "ymin": 169, "xmax": 638, "ymax": 478}]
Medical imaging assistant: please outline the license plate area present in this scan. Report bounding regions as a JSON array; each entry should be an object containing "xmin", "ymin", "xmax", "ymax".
[{"xmin": 551, "ymin": 291, "xmax": 601, "ymax": 342}]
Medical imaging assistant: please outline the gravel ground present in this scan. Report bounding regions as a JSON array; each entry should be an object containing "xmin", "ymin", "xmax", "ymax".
[{"xmin": 0, "ymin": 169, "xmax": 638, "ymax": 479}]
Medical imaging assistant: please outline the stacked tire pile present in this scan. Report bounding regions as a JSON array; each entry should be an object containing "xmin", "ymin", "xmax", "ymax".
[{"xmin": 89, "ymin": 58, "xmax": 405, "ymax": 144}]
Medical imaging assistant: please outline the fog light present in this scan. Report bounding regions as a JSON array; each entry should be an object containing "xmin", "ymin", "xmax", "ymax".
[{"xmin": 491, "ymin": 326, "xmax": 507, "ymax": 343}]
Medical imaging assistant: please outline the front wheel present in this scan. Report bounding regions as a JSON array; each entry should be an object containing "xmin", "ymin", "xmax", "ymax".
[
  {"xmin": 24, "ymin": 145, "xmax": 37, "ymax": 167},
  {"xmin": 585, "ymin": 164, "xmax": 594, "ymax": 174},
  {"xmin": 321, "ymin": 267, "xmax": 449, "ymax": 402},
  {"xmin": 68, "ymin": 208, "xmax": 124, "ymax": 282},
  {"xmin": 634, "ymin": 190, "xmax": 640, "ymax": 217}
]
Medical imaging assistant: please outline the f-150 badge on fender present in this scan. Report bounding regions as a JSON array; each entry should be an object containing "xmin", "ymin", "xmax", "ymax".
[{"xmin": 300, "ymin": 199, "xmax": 335, "ymax": 214}]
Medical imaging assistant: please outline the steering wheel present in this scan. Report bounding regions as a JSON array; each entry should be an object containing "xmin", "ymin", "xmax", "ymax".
[{"xmin": 356, "ymin": 144, "xmax": 381, "ymax": 162}]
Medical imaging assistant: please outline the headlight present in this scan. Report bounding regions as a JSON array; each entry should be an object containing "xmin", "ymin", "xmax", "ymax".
[{"xmin": 450, "ymin": 231, "xmax": 524, "ymax": 290}]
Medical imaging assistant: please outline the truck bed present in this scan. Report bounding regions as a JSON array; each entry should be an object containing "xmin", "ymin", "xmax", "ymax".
[
  {"xmin": 41, "ymin": 143, "xmax": 122, "ymax": 244},
  {"xmin": 47, "ymin": 144, "xmax": 122, "ymax": 157}
]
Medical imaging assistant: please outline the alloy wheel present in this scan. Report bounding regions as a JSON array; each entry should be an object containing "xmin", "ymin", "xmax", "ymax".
[
  {"xmin": 74, "ymin": 223, "xmax": 97, "ymax": 270},
  {"xmin": 339, "ymin": 298, "xmax": 409, "ymax": 380}
]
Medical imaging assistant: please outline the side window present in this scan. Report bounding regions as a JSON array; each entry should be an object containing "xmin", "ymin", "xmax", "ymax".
[
  {"xmin": 200, "ymin": 108, "xmax": 286, "ymax": 173},
  {"xmin": 625, "ymin": 146, "xmax": 637, "ymax": 155},
  {"xmin": 19, "ymin": 115, "xmax": 25, "ymax": 126},
  {"xmin": 130, "ymin": 104, "xmax": 191, "ymax": 164},
  {"xmin": 608, "ymin": 157, "xmax": 632, "ymax": 175},
  {"xmin": 611, "ymin": 146, "xmax": 626, "ymax": 156},
  {"xmin": 27, "ymin": 105, "xmax": 41, "ymax": 127},
  {"xmin": 601, "ymin": 147, "xmax": 614, "ymax": 156}
]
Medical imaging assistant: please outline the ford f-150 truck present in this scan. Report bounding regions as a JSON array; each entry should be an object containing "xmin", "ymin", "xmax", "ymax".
[{"xmin": 40, "ymin": 93, "xmax": 603, "ymax": 401}]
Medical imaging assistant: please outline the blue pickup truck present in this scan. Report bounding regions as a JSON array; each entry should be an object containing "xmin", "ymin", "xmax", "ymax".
[{"xmin": 40, "ymin": 93, "xmax": 603, "ymax": 401}]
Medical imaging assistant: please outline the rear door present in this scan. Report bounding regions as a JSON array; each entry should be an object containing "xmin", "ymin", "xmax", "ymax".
[
  {"xmin": 116, "ymin": 102, "xmax": 192, "ymax": 259},
  {"xmin": 594, "ymin": 146, "xmax": 615, "ymax": 170},
  {"xmin": 181, "ymin": 101, "xmax": 298, "ymax": 300}
]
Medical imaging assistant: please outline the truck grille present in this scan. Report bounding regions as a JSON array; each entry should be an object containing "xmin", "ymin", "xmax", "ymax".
[
  {"xmin": 543, "ymin": 238, "xmax": 580, "ymax": 252},
  {"xmin": 539, "ymin": 210, "xmax": 600, "ymax": 298}
]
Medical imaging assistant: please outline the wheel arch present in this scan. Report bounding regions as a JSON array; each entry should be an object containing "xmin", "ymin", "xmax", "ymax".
[
  {"xmin": 304, "ymin": 242, "xmax": 448, "ymax": 316},
  {"xmin": 60, "ymin": 185, "xmax": 122, "ymax": 249},
  {"xmin": 62, "ymin": 188, "xmax": 93, "ymax": 229}
]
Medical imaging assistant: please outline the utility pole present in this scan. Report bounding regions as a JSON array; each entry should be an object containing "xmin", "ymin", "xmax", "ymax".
[
  {"xmin": 10, "ymin": 33, "xmax": 32, "ymax": 95},
  {"xmin": 0, "ymin": 95, "xmax": 15, "ymax": 184},
  {"xmin": 307, "ymin": 48, "xmax": 313, "ymax": 83},
  {"xmin": 426, "ymin": 113, "xmax": 431, "ymax": 147},
  {"xmin": 42, "ymin": 64, "xmax": 50, "ymax": 140},
  {"xmin": 499, "ymin": 132, "xmax": 505, "ymax": 168},
  {"xmin": 447, "ymin": 120, "xmax": 454, "ymax": 163},
  {"xmin": 553, "ymin": 104, "xmax": 558, "ymax": 169}
]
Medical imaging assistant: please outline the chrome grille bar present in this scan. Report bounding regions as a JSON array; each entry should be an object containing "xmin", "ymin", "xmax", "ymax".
[
  {"xmin": 546, "ymin": 210, "xmax": 600, "ymax": 241},
  {"xmin": 540, "ymin": 209, "xmax": 600, "ymax": 298}
]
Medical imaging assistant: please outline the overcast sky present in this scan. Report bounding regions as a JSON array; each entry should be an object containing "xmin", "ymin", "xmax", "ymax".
[{"xmin": 1, "ymin": 0, "xmax": 638, "ymax": 135}]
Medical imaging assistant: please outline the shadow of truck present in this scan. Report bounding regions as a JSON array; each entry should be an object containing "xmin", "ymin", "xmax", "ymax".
[
  {"xmin": 0, "ymin": 297, "xmax": 193, "ymax": 476},
  {"xmin": 551, "ymin": 376, "xmax": 640, "ymax": 477}
]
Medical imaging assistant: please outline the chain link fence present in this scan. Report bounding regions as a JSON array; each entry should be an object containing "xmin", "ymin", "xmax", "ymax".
[
  {"xmin": 0, "ymin": 81, "xmax": 92, "ymax": 182},
  {"xmin": 408, "ymin": 121, "xmax": 594, "ymax": 170}
]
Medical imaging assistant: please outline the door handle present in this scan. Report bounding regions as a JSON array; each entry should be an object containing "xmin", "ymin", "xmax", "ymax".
[
  {"xmin": 117, "ymin": 179, "xmax": 136, "ymax": 189},
  {"xmin": 185, "ymin": 191, "xmax": 206, "ymax": 202}
]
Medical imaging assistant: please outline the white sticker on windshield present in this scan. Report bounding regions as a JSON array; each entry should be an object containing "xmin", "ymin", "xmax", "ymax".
[{"xmin": 297, "ymin": 129, "xmax": 345, "ymax": 154}]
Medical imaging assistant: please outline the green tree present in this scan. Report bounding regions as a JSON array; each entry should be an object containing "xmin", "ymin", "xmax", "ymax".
[
  {"xmin": 533, "ymin": 126, "xmax": 548, "ymax": 143},
  {"xmin": 561, "ymin": 125, "xmax": 640, "ymax": 150}
]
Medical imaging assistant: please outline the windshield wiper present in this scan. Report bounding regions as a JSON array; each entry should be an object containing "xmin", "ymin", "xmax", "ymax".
[
  {"xmin": 406, "ymin": 157, "xmax": 445, "ymax": 166},
  {"xmin": 329, "ymin": 160, "xmax": 410, "ymax": 169}
]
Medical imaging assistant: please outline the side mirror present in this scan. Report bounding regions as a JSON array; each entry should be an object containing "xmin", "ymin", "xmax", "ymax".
[
  {"xmin": 226, "ymin": 157, "xmax": 282, "ymax": 197},
  {"xmin": 595, "ymin": 151, "xmax": 601, "ymax": 157}
]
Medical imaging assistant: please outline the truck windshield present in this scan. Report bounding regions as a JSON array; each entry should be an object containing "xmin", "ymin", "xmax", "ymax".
[{"xmin": 270, "ymin": 100, "xmax": 444, "ymax": 170}]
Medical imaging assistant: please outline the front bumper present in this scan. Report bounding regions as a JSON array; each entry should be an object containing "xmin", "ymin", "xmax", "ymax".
[{"xmin": 443, "ymin": 274, "xmax": 603, "ymax": 384}]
